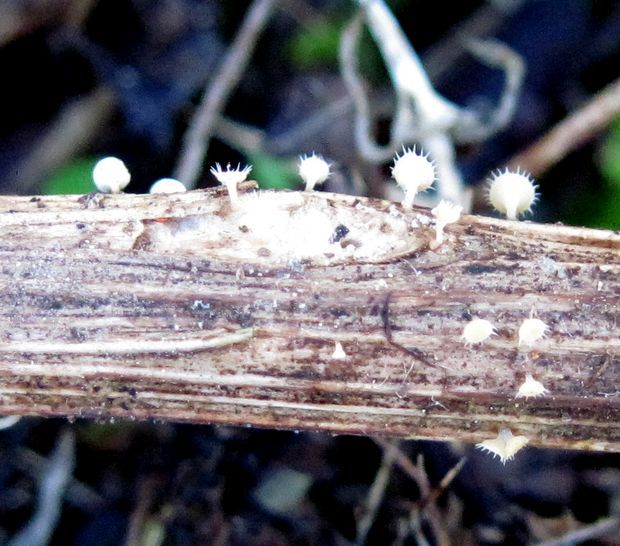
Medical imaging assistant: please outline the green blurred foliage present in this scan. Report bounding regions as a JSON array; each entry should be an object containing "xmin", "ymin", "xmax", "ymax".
[
  {"xmin": 247, "ymin": 151, "xmax": 298, "ymax": 189},
  {"xmin": 599, "ymin": 117, "xmax": 620, "ymax": 184},
  {"xmin": 594, "ymin": 117, "xmax": 620, "ymax": 229},
  {"xmin": 564, "ymin": 118, "xmax": 620, "ymax": 230},
  {"xmin": 288, "ymin": 17, "xmax": 346, "ymax": 69},
  {"xmin": 42, "ymin": 158, "xmax": 97, "ymax": 195},
  {"xmin": 287, "ymin": 13, "xmax": 387, "ymax": 80}
]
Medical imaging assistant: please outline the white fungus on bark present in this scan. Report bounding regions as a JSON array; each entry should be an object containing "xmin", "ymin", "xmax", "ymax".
[
  {"xmin": 516, "ymin": 373, "xmax": 549, "ymax": 399},
  {"xmin": 391, "ymin": 147, "xmax": 435, "ymax": 208},
  {"xmin": 476, "ymin": 428, "xmax": 529, "ymax": 464},
  {"xmin": 92, "ymin": 156, "xmax": 131, "ymax": 194},
  {"xmin": 298, "ymin": 153, "xmax": 330, "ymax": 191},
  {"xmin": 210, "ymin": 163, "xmax": 252, "ymax": 207},
  {"xmin": 488, "ymin": 168, "xmax": 537, "ymax": 220},
  {"xmin": 518, "ymin": 318, "xmax": 549, "ymax": 346},
  {"xmin": 331, "ymin": 342, "xmax": 346, "ymax": 360},
  {"xmin": 461, "ymin": 318, "xmax": 496, "ymax": 345},
  {"xmin": 149, "ymin": 178, "xmax": 187, "ymax": 194},
  {"xmin": 431, "ymin": 200, "xmax": 462, "ymax": 247}
]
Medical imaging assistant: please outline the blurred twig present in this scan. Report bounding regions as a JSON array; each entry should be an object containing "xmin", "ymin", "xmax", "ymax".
[
  {"xmin": 374, "ymin": 439, "xmax": 466, "ymax": 546},
  {"xmin": 533, "ymin": 516, "xmax": 620, "ymax": 546},
  {"xmin": 6, "ymin": 87, "xmax": 115, "ymax": 194},
  {"xmin": 174, "ymin": 0, "xmax": 278, "ymax": 189},
  {"xmin": 424, "ymin": 0, "xmax": 525, "ymax": 82},
  {"xmin": 125, "ymin": 476, "xmax": 163, "ymax": 546},
  {"xmin": 356, "ymin": 440, "xmax": 398, "ymax": 545},
  {"xmin": 0, "ymin": 415, "xmax": 21, "ymax": 430},
  {"xmin": 8, "ymin": 430, "xmax": 75, "ymax": 546},
  {"xmin": 16, "ymin": 446, "xmax": 104, "ymax": 512},
  {"xmin": 342, "ymin": 0, "xmax": 524, "ymax": 207},
  {"xmin": 0, "ymin": 0, "xmax": 69, "ymax": 47},
  {"xmin": 507, "ymin": 76, "xmax": 620, "ymax": 178}
]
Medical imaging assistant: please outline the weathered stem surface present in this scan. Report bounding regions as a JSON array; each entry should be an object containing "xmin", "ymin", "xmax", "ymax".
[{"xmin": 0, "ymin": 183, "xmax": 617, "ymax": 451}]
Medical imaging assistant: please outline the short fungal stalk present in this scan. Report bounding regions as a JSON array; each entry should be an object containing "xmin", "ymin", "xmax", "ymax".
[
  {"xmin": 431, "ymin": 200, "xmax": 462, "ymax": 248},
  {"xmin": 391, "ymin": 146, "xmax": 435, "ymax": 208},
  {"xmin": 210, "ymin": 163, "xmax": 252, "ymax": 207}
]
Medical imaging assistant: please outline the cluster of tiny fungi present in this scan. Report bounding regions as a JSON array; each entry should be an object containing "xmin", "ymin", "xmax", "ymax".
[
  {"xmin": 91, "ymin": 149, "xmax": 542, "ymax": 464},
  {"xmin": 91, "ymin": 147, "xmax": 538, "ymax": 222}
]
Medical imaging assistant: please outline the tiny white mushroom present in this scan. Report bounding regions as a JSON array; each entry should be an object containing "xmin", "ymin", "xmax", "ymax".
[
  {"xmin": 149, "ymin": 178, "xmax": 187, "ymax": 194},
  {"xmin": 518, "ymin": 318, "xmax": 549, "ymax": 346},
  {"xmin": 331, "ymin": 341, "xmax": 346, "ymax": 360},
  {"xmin": 488, "ymin": 168, "xmax": 537, "ymax": 220},
  {"xmin": 476, "ymin": 428, "xmax": 529, "ymax": 464},
  {"xmin": 391, "ymin": 146, "xmax": 435, "ymax": 208},
  {"xmin": 210, "ymin": 163, "xmax": 252, "ymax": 207},
  {"xmin": 516, "ymin": 373, "xmax": 549, "ymax": 399},
  {"xmin": 431, "ymin": 200, "xmax": 462, "ymax": 247},
  {"xmin": 92, "ymin": 156, "xmax": 131, "ymax": 194},
  {"xmin": 298, "ymin": 153, "xmax": 330, "ymax": 191},
  {"xmin": 462, "ymin": 318, "xmax": 496, "ymax": 345}
]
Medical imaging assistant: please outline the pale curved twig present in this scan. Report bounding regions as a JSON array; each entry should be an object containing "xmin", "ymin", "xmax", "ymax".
[{"xmin": 174, "ymin": 0, "xmax": 278, "ymax": 189}]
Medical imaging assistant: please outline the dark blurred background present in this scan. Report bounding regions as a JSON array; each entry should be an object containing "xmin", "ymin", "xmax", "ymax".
[{"xmin": 0, "ymin": 1, "xmax": 618, "ymax": 544}]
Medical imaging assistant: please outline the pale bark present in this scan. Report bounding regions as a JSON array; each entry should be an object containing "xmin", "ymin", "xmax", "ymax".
[{"xmin": 0, "ymin": 182, "xmax": 617, "ymax": 452}]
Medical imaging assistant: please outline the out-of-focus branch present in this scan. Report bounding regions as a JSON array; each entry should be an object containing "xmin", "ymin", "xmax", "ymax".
[
  {"xmin": 5, "ymin": 87, "xmax": 116, "ymax": 195},
  {"xmin": 343, "ymin": 0, "xmax": 525, "ymax": 207},
  {"xmin": 534, "ymin": 517, "xmax": 620, "ymax": 546},
  {"xmin": 356, "ymin": 440, "xmax": 398, "ymax": 545},
  {"xmin": 507, "ymin": 76, "xmax": 620, "ymax": 178},
  {"xmin": 8, "ymin": 430, "xmax": 75, "ymax": 546},
  {"xmin": 173, "ymin": 0, "xmax": 278, "ymax": 189}
]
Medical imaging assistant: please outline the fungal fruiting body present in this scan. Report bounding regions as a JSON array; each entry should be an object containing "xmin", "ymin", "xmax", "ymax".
[
  {"xmin": 488, "ymin": 168, "xmax": 537, "ymax": 220},
  {"xmin": 331, "ymin": 341, "xmax": 346, "ymax": 360},
  {"xmin": 431, "ymin": 200, "xmax": 462, "ymax": 247},
  {"xmin": 518, "ymin": 318, "xmax": 549, "ymax": 346},
  {"xmin": 149, "ymin": 178, "xmax": 187, "ymax": 194},
  {"xmin": 298, "ymin": 153, "xmax": 330, "ymax": 191},
  {"xmin": 476, "ymin": 428, "xmax": 529, "ymax": 464},
  {"xmin": 210, "ymin": 163, "xmax": 252, "ymax": 206},
  {"xmin": 516, "ymin": 373, "xmax": 548, "ymax": 399},
  {"xmin": 92, "ymin": 156, "xmax": 131, "ymax": 194},
  {"xmin": 391, "ymin": 147, "xmax": 435, "ymax": 208},
  {"xmin": 462, "ymin": 318, "xmax": 496, "ymax": 345}
]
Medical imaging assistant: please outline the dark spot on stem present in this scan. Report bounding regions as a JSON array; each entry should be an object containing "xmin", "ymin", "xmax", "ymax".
[{"xmin": 329, "ymin": 224, "xmax": 350, "ymax": 243}]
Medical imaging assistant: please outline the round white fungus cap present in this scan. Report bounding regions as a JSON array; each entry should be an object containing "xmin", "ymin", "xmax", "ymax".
[
  {"xmin": 518, "ymin": 318, "xmax": 548, "ymax": 346},
  {"xmin": 92, "ymin": 156, "xmax": 131, "ymax": 194},
  {"xmin": 149, "ymin": 178, "xmax": 187, "ymax": 194},
  {"xmin": 299, "ymin": 153, "xmax": 330, "ymax": 191},
  {"xmin": 488, "ymin": 169, "xmax": 537, "ymax": 220},
  {"xmin": 210, "ymin": 163, "xmax": 252, "ymax": 186},
  {"xmin": 462, "ymin": 318, "xmax": 496, "ymax": 345},
  {"xmin": 391, "ymin": 147, "xmax": 435, "ymax": 207}
]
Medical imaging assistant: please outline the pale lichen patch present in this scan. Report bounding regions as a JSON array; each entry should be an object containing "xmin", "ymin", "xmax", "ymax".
[{"xmin": 142, "ymin": 190, "xmax": 427, "ymax": 265}]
